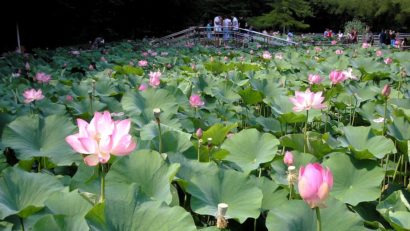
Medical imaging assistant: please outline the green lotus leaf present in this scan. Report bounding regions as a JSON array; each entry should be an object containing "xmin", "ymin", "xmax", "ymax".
[
  {"xmin": 388, "ymin": 116, "xmax": 410, "ymax": 141},
  {"xmin": 121, "ymin": 88, "xmax": 178, "ymax": 125},
  {"xmin": 221, "ymin": 129, "xmax": 279, "ymax": 174},
  {"xmin": 106, "ymin": 150, "xmax": 180, "ymax": 204},
  {"xmin": 32, "ymin": 214, "xmax": 88, "ymax": 231},
  {"xmin": 280, "ymin": 132, "xmax": 335, "ymax": 158},
  {"xmin": 323, "ymin": 153, "xmax": 385, "ymax": 206},
  {"xmin": 0, "ymin": 167, "xmax": 64, "ymax": 219},
  {"xmin": 377, "ymin": 190, "xmax": 410, "ymax": 230},
  {"xmin": 186, "ymin": 168, "xmax": 262, "ymax": 223},
  {"xmin": 1, "ymin": 114, "xmax": 82, "ymax": 165},
  {"xmin": 201, "ymin": 123, "xmax": 237, "ymax": 146},
  {"xmin": 238, "ymin": 88, "xmax": 263, "ymax": 105},
  {"xmin": 339, "ymin": 126, "xmax": 396, "ymax": 159},
  {"xmin": 86, "ymin": 200, "xmax": 196, "ymax": 231},
  {"xmin": 44, "ymin": 189, "xmax": 93, "ymax": 217}
]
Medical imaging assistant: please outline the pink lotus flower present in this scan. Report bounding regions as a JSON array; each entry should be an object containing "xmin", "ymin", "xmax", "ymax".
[
  {"xmin": 289, "ymin": 89, "xmax": 326, "ymax": 112},
  {"xmin": 66, "ymin": 95, "xmax": 73, "ymax": 102},
  {"xmin": 189, "ymin": 94, "xmax": 205, "ymax": 108},
  {"xmin": 384, "ymin": 57, "xmax": 393, "ymax": 64},
  {"xmin": 196, "ymin": 128, "xmax": 203, "ymax": 139},
  {"xmin": 149, "ymin": 71, "xmax": 161, "ymax": 88},
  {"xmin": 166, "ymin": 64, "xmax": 172, "ymax": 69},
  {"xmin": 65, "ymin": 111, "xmax": 136, "ymax": 166},
  {"xmin": 314, "ymin": 47, "xmax": 322, "ymax": 52},
  {"xmin": 308, "ymin": 74, "xmax": 322, "ymax": 85},
  {"xmin": 298, "ymin": 163, "xmax": 333, "ymax": 208},
  {"xmin": 35, "ymin": 72, "xmax": 51, "ymax": 83},
  {"xmin": 151, "ymin": 52, "xmax": 158, "ymax": 56},
  {"xmin": 382, "ymin": 84, "xmax": 391, "ymax": 97},
  {"xmin": 256, "ymin": 44, "xmax": 262, "ymax": 49},
  {"xmin": 335, "ymin": 49, "xmax": 344, "ymax": 55},
  {"xmin": 138, "ymin": 60, "xmax": 148, "ymax": 67},
  {"xmin": 329, "ymin": 70, "xmax": 347, "ymax": 84},
  {"xmin": 89, "ymin": 64, "xmax": 94, "ymax": 70},
  {"xmin": 331, "ymin": 40, "xmax": 337, "ymax": 45},
  {"xmin": 362, "ymin": 43, "xmax": 371, "ymax": 48},
  {"xmin": 142, "ymin": 52, "xmax": 149, "ymax": 57},
  {"xmin": 284, "ymin": 151, "xmax": 294, "ymax": 166},
  {"xmin": 100, "ymin": 57, "xmax": 107, "ymax": 63},
  {"xmin": 224, "ymin": 56, "xmax": 229, "ymax": 62},
  {"xmin": 138, "ymin": 83, "xmax": 147, "ymax": 91},
  {"xmin": 191, "ymin": 63, "xmax": 196, "ymax": 70},
  {"xmin": 23, "ymin": 88, "xmax": 44, "ymax": 104},
  {"xmin": 376, "ymin": 50, "xmax": 383, "ymax": 57},
  {"xmin": 342, "ymin": 68, "xmax": 358, "ymax": 80}
]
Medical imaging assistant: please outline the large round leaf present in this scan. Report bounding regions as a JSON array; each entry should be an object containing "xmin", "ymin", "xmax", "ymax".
[
  {"xmin": 86, "ymin": 200, "xmax": 196, "ymax": 231},
  {"xmin": 1, "ymin": 115, "xmax": 82, "ymax": 165},
  {"xmin": 32, "ymin": 214, "xmax": 88, "ymax": 231},
  {"xmin": 338, "ymin": 126, "xmax": 396, "ymax": 159},
  {"xmin": 266, "ymin": 200, "xmax": 316, "ymax": 231},
  {"xmin": 186, "ymin": 168, "xmax": 262, "ymax": 223},
  {"xmin": 44, "ymin": 189, "xmax": 93, "ymax": 217},
  {"xmin": 121, "ymin": 88, "xmax": 178, "ymax": 125},
  {"xmin": 266, "ymin": 197, "xmax": 363, "ymax": 231},
  {"xmin": 323, "ymin": 153, "xmax": 384, "ymax": 206},
  {"xmin": 0, "ymin": 167, "xmax": 64, "ymax": 219},
  {"xmin": 221, "ymin": 129, "xmax": 279, "ymax": 174},
  {"xmin": 105, "ymin": 150, "xmax": 180, "ymax": 204},
  {"xmin": 377, "ymin": 190, "xmax": 410, "ymax": 230},
  {"xmin": 280, "ymin": 132, "xmax": 336, "ymax": 158}
]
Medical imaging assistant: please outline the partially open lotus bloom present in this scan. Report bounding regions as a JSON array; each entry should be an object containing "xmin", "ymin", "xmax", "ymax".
[
  {"xmin": 376, "ymin": 50, "xmax": 383, "ymax": 57},
  {"xmin": 66, "ymin": 95, "xmax": 73, "ymax": 101},
  {"xmin": 35, "ymin": 72, "xmax": 51, "ymax": 83},
  {"xmin": 23, "ymin": 88, "xmax": 45, "ymax": 104},
  {"xmin": 284, "ymin": 151, "xmax": 294, "ymax": 166},
  {"xmin": 329, "ymin": 70, "xmax": 347, "ymax": 84},
  {"xmin": 362, "ymin": 43, "xmax": 371, "ymax": 48},
  {"xmin": 384, "ymin": 57, "xmax": 393, "ymax": 64},
  {"xmin": 298, "ymin": 163, "xmax": 333, "ymax": 208},
  {"xmin": 335, "ymin": 49, "xmax": 343, "ymax": 55},
  {"xmin": 142, "ymin": 52, "xmax": 148, "ymax": 57},
  {"xmin": 314, "ymin": 47, "xmax": 322, "ymax": 52},
  {"xmin": 262, "ymin": 51, "xmax": 272, "ymax": 60},
  {"xmin": 65, "ymin": 111, "xmax": 136, "ymax": 166},
  {"xmin": 331, "ymin": 40, "xmax": 337, "ymax": 45},
  {"xmin": 289, "ymin": 89, "xmax": 326, "ymax": 112},
  {"xmin": 189, "ymin": 94, "xmax": 205, "ymax": 108},
  {"xmin": 149, "ymin": 71, "xmax": 161, "ymax": 88},
  {"xmin": 138, "ymin": 60, "xmax": 148, "ymax": 67},
  {"xmin": 308, "ymin": 74, "xmax": 322, "ymax": 85}
]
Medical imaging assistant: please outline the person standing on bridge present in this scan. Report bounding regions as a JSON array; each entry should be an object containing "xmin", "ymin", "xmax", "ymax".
[
  {"xmin": 214, "ymin": 16, "xmax": 222, "ymax": 46},
  {"xmin": 223, "ymin": 16, "xmax": 232, "ymax": 42},
  {"xmin": 232, "ymin": 16, "xmax": 239, "ymax": 40}
]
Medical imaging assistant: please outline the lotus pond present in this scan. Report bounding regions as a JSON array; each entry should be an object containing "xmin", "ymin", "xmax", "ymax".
[{"xmin": 0, "ymin": 40, "xmax": 409, "ymax": 231}]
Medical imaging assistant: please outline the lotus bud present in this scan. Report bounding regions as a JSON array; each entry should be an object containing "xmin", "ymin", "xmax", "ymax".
[
  {"xmin": 216, "ymin": 203, "xmax": 228, "ymax": 229},
  {"xmin": 196, "ymin": 128, "xmax": 203, "ymax": 139},
  {"xmin": 382, "ymin": 84, "xmax": 391, "ymax": 97},
  {"xmin": 284, "ymin": 151, "xmax": 294, "ymax": 166}
]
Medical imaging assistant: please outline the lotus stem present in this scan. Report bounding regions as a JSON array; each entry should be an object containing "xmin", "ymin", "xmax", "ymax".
[
  {"xmin": 315, "ymin": 207, "xmax": 322, "ymax": 231},
  {"xmin": 304, "ymin": 110, "xmax": 309, "ymax": 153},
  {"xmin": 100, "ymin": 164, "xmax": 106, "ymax": 203},
  {"xmin": 392, "ymin": 154, "xmax": 403, "ymax": 182},
  {"xmin": 20, "ymin": 217, "xmax": 25, "ymax": 231},
  {"xmin": 382, "ymin": 99, "xmax": 388, "ymax": 136},
  {"xmin": 197, "ymin": 139, "xmax": 202, "ymax": 162},
  {"xmin": 154, "ymin": 108, "xmax": 162, "ymax": 153}
]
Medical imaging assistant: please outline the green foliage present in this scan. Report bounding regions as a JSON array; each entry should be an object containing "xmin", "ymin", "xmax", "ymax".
[{"xmin": 344, "ymin": 19, "xmax": 367, "ymax": 35}]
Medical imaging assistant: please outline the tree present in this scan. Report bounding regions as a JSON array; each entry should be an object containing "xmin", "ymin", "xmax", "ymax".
[{"xmin": 248, "ymin": 0, "xmax": 313, "ymax": 31}]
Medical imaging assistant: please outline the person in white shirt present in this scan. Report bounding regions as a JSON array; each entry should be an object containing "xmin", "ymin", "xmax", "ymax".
[
  {"xmin": 232, "ymin": 16, "xmax": 239, "ymax": 31},
  {"xmin": 214, "ymin": 16, "xmax": 222, "ymax": 45},
  {"xmin": 223, "ymin": 16, "xmax": 232, "ymax": 41}
]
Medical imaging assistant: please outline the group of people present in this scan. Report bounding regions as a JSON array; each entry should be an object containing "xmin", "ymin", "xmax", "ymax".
[
  {"xmin": 206, "ymin": 15, "xmax": 246, "ymax": 44},
  {"xmin": 323, "ymin": 28, "xmax": 359, "ymax": 44},
  {"xmin": 379, "ymin": 30, "xmax": 407, "ymax": 48}
]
